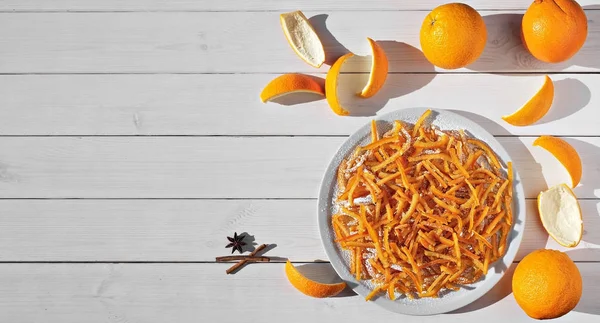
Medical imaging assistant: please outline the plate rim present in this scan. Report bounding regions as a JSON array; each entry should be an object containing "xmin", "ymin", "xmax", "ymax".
[{"xmin": 317, "ymin": 108, "xmax": 526, "ymax": 315}]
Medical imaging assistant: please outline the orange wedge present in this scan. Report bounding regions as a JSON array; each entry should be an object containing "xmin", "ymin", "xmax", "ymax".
[
  {"xmin": 325, "ymin": 53, "xmax": 354, "ymax": 116},
  {"xmin": 280, "ymin": 11, "xmax": 326, "ymax": 68},
  {"xmin": 285, "ymin": 260, "xmax": 346, "ymax": 298},
  {"xmin": 260, "ymin": 73, "xmax": 325, "ymax": 103},
  {"xmin": 502, "ymin": 75, "xmax": 554, "ymax": 126},
  {"xmin": 533, "ymin": 135, "xmax": 582, "ymax": 188},
  {"xmin": 358, "ymin": 38, "xmax": 389, "ymax": 98},
  {"xmin": 537, "ymin": 184, "xmax": 583, "ymax": 247}
]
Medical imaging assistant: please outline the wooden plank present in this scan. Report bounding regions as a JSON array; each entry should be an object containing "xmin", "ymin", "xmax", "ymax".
[
  {"xmin": 0, "ymin": 0, "xmax": 598, "ymax": 11},
  {"xmin": 0, "ymin": 11, "xmax": 598, "ymax": 73},
  {"xmin": 0, "ymin": 136, "xmax": 596, "ymax": 198},
  {"xmin": 0, "ymin": 73, "xmax": 597, "ymax": 136},
  {"xmin": 0, "ymin": 263, "xmax": 597, "ymax": 322},
  {"xmin": 0, "ymin": 199, "xmax": 598, "ymax": 262}
]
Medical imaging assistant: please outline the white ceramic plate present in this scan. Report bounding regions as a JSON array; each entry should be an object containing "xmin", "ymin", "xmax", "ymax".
[{"xmin": 317, "ymin": 108, "xmax": 525, "ymax": 315}]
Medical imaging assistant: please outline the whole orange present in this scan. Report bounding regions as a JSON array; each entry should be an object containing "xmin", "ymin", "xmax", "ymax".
[
  {"xmin": 420, "ymin": 3, "xmax": 487, "ymax": 69},
  {"xmin": 522, "ymin": 0, "xmax": 588, "ymax": 63},
  {"xmin": 512, "ymin": 249, "xmax": 582, "ymax": 319}
]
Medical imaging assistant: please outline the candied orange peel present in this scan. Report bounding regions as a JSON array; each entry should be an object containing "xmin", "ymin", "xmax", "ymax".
[{"xmin": 333, "ymin": 110, "xmax": 513, "ymax": 300}]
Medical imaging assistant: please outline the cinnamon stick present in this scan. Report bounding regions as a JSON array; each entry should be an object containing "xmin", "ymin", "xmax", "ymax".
[
  {"xmin": 216, "ymin": 255, "xmax": 270, "ymax": 262},
  {"xmin": 226, "ymin": 243, "xmax": 268, "ymax": 274}
]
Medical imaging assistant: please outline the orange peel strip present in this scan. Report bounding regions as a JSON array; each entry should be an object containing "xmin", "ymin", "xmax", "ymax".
[
  {"xmin": 260, "ymin": 73, "xmax": 325, "ymax": 103},
  {"xmin": 502, "ymin": 75, "xmax": 554, "ymax": 126},
  {"xmin": 325, "ymin": 53, "xmax": 354, "ymax": 116},
  {"xmin": 357, "ymin": 38, "xmax": 389, "ymax": 98},
  {"xmin": 533, "ymin": 135, "xmax": 582, "ymax": 188},
  {"xmin": 285, "ymin": 260, "xmax": 346, "ymax": 298}
]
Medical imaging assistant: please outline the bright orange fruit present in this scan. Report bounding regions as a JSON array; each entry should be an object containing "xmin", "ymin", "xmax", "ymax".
[
  {"xmin": 512, "ymin": 249, "xmax": 582, "ymax": 319},
  {"xmin": 420, "ymin": 3, "xmax": 487, "ymax": 69},
  {"xmin": 285, "ymin": 260, "xmax": 346, "ymax": 298},
  {"xmin": 502, "ymin": 75, "xmax": 554, "ymax": 126},
  {"xmin": 260, "ymin": 74, "xmax": 325, "ymax": 103},
  {"xmin": 522, "ymin": 0, "xmax": 588, "ymax": 63},
  {"xmin": 533, "ymin": 135, "xmax": 582, "ymax": 188}
]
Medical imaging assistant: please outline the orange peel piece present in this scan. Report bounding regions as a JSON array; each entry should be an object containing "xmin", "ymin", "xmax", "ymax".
[
  {"xmin": 325, "ymin": 53, "xmax": 354, "ymax": 116},
  {"xmin": 502, "ymin": 75, "xmax": 554, "ymax": 126},
  {"xmin": 280, "ymin": 11, "xmax": 326, "ymax": 68},
  {"xmin": 537, "ymin": 184, "xmax": 583, "ymax": 247},
  {"xmin": 260, "ymin": 73, "xmax": 325, "ymax": 103},
  {"xmin": 533, "ymin": 135, "xmax": 582, "ymax": 188},
  {"xmin": 285, "ymin": 260, "xmax": 347, "ymax": 298},
  {"xmin": 358, "ymin": 38, "xmax": 389, "ymax": 98}
]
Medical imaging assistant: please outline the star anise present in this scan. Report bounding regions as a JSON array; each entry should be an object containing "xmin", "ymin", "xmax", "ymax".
[{"xmin": 225, "ymin": 232, "xmax": 246, "ymax": 254}]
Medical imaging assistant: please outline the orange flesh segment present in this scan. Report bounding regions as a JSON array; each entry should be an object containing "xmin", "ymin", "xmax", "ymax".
[
  {"xmin": 502, "ymin": 75, "xmax": 554, "ymax": 126},
  {"xmin": 533, "ymin": 135, "xmax": 582, "ymax": 188},
  {"xmin": 325, "ymin": 53, "xmax": 354, "ymax": 116},
  {"xmin": 358, "ymin": 38, "xmax": 389, "ymax": 98},
  {"xmin": 260, "ymin": 73, "xmax": 325, "ymax": 103},
  {"xmin": 285, "ymin": 260, "xmax": 347, "ymax": 298}
]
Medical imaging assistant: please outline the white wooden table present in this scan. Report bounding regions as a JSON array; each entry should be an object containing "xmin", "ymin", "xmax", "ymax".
[{"xmin": 0, "ymin": 1, "xmax": 599, "ymax": 322}]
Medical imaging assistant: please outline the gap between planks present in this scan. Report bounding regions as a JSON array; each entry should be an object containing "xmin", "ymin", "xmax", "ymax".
[
  {"xmin": 0, "ymin": 10, "xmax": 591, "ymax": 13},
  {"xmin": 1, "ymin": 72, "xmax": 600, "ymax": 75},
  {"xmin": 0, "ymin": 135, "xmax": 599, "ymax": 137},
  {"xmin": 0, "ymin": 198, "xmax": 597, "ymax": 200},
  {"xmin": 0, "ymin": 261, "xmax": 597, "ymax": 263}
]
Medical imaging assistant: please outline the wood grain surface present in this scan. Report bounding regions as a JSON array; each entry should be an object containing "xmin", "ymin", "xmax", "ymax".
[
  {"xmin": 0, "ymin": 0, "xmax": 598, "ymax": 11},
  {"xmin": 0, "ymin": 11, "xmax": 598, "ymax": 73},
  {"xmin": 0, "ymin": 74, "xmax": 596, "ymax": 136},
  {"xmin": 0, "ymin": 263, "xmax": 598, "ymax": 323},
  {"xmin": 0, "ymin": 199, "xmax": 598, "ymax": 262},
  {"xmin": 0, "ymin": 137, "xmax": 596, "ymax": 198},
  {"xmin": 0, "ymin": 1, "xmax": 598, "ymax": 321}
]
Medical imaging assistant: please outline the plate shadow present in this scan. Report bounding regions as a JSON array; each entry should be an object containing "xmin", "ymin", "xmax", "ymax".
[{"xmin": 450, "ymin": 263, "xmax": 517, "ymax": 314}]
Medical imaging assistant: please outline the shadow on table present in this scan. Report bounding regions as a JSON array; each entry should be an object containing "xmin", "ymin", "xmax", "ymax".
[
  {"xmin": 560, "ymin": 139, "xmax": 600, "ymax": 200},
  {"xmin": 444, "ymin": 112, "xmax": 546, "ymax": 313},
  {"xmin": 450, "ymin": 263, "xmax": 516, "ymax": 314},
  {"xmin": 307, "ymin": 14, "xmax": 436, "ymax": 116},
  {"xmin": 239, "ymin": 232, "xmax": 258, "ymax": 253},
  {"xmin": 453, "ymin": 255, "xmax": 600, "ymax": 315},
  {"xmin": 466, "ymin": 12, "xmax": 600, "ymax": 72},
  {"xmin": 294, "ymin": 263, "xmax": 357, "ymax": 297},
  {"xmin": 332, "ymin": 41, "xmax": 436, "ymax": 116},
  {"xmin": 567, "ymin": 248, "xmax": 600, "ymax": 315},
  {"xmin": 308, "ymin": 14, "xmax": 350, "ymax": 66},
  {"xmin": 536, "ymin": 78, "xmax": 591, "ymax": 125},
  {"xmin": 236, "ymin": 233, "xmax": 284, "ymax": 260}
]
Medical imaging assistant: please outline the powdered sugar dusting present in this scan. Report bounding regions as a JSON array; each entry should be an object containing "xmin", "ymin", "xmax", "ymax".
[{"xmin": 317, "ymin": 108, "xmax": 526, "ymax": 315}]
